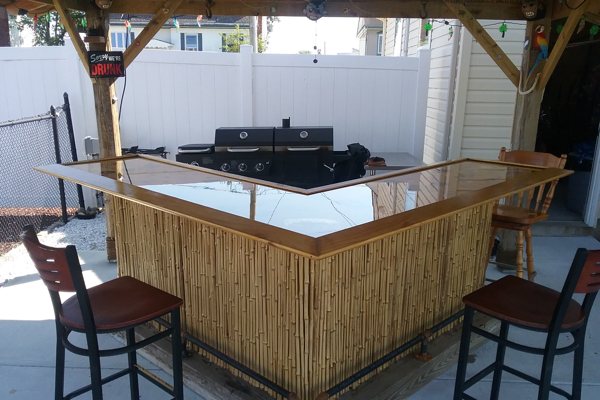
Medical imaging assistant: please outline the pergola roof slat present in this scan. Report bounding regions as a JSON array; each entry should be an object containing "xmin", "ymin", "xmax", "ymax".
[{"xmin": 4, "ymin": 0, "xmax": 526, "ymax": 20}]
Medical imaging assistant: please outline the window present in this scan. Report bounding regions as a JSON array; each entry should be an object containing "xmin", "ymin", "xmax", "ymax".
[
  {"xmin": 110, "ymin": 32, "xmax": 135, "ymax": 49},
  {"xmin": 376, "ymin": 32, "xmax": 383, "ymax": 56},
  {"xmin": 180, "ymin": 33, "xmax": 203, "ymax": 51}
]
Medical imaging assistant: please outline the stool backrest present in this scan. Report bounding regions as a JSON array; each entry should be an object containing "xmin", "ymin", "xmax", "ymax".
[
  {"xmin": 20, "ymin": 226, "xmax": 78, "ymax": 293},
  {"xmin": 575, "ymin": 250, "xmax": 600, "ymax": 294},
  {"xmin": 20, "ymin": 225, "xmax": 96, "ymax": 334},
  {"xmin": 551, "ymin": 249, "xmax": 600, "ymax": 337},
  {"xmin": 498, "ymin": 147, "xmax": 567, "ymax": 214}
]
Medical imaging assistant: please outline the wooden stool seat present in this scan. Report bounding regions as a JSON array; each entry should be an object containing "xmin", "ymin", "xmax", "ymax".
[
  {"xmin": 492, "ymin": 205, "xmax": 548, "ymax": 226},
  {"xmin": 61, "ymin": 276, "xmax": 183, "ymax": 332},
  {"xmin": 463, "ymin": 276, "xmax": 585, "ymax": 331}
]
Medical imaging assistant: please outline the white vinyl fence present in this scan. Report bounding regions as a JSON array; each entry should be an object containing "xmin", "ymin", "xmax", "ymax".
[{"xmin": 1, "ymin": 42, "xmax": 430, "ymax": 164}]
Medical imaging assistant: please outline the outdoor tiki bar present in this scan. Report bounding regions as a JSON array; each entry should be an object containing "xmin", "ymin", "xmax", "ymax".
[{"xmin": 36, "ymin": 156, "xmax": 569, "ymax": 399}]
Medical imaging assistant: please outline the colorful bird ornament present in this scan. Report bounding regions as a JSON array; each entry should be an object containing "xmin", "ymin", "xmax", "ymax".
[{"xmin": 529, "ymin": 25, "xmax": 548, "ymax": 74}]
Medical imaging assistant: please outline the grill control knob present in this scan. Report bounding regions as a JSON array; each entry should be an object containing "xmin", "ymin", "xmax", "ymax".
[
  {"xmin": 299, "ymin": 130, "xmax": 309, "ymax": 139},
  {"xmin": 239, "ymin": 131, "xmax": 248, "ymax": 140},
  {"xmin": 255, "ymin": 162, "xmax": 265, "ymax": 172},
  {"xmin": 220, "ymin": 163, "xmax": 231, "ymax": 172},
  {"xmin": 238, "ymin": 163, "xmax": 248, "ymax": 172}
]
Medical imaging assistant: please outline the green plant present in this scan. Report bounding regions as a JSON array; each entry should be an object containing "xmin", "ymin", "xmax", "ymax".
[
  {"xmin": 221, "ymin": 24, "xmax": 267, "ymax": 53},
  {"xmin": 20, "ymin": 11, "xmax": 86, "ymax": 46}
]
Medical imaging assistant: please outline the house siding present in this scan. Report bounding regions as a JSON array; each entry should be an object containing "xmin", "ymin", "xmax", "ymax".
[
  {"xmin": 406, "ymin": 19, "xmax": 425, "ymax": 56},
  {"xmin": 395, "ymin": 18, "xmax": 526, "ymax": 163},
  {"xmin": 421, "ymin": 20, "xmax": 459, "ymax": 164},
  {"xmin": 448, "ymin": 21, "xmax": 526, "ymax": 160},
  {"xmin": 382, "ymin": 18, "xmax": 397, "ymax": 56}
]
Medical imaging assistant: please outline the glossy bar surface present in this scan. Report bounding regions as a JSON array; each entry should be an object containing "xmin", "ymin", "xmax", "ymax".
[{"xmin": 37, "ymin": 155, "xmax": 570, "ymax": 257}]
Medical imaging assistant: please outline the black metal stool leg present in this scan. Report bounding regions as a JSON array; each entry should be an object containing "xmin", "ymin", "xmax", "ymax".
[
  {"xmin": 490, "ymin": 321, "xmax": 509, "ymax": 400},
  {"xmin": 538, "ymin": 335, "xmax": 559, "ymax": 400},
  {"xmin": 171, "ymin": 309, "xmax": 184, "ymax": 400},
  {"xmin": 126, "ymin": 328, "xmax": 140, "ymax": 399},
  {"xmin": 86, "ymin": 335, "xmax": 103, "ymax": 400},
  {"xmin": 54, "ymin": 331, "xmax": 65, "ymax": 400},
  {"xmin": 572, "ymin": 329, "xmax": 585, "ymax": 400},
  {"xmin": 454, "ymin": 307, "xmax": 474, "ymax": 400}
]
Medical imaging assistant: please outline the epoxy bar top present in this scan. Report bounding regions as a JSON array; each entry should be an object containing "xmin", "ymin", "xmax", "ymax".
[{"xmin": 36, "ymin": 156, "xmax": 571, "ymax": 257}]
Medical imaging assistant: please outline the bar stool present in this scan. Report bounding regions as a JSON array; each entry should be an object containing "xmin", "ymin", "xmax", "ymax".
[
  {"xmin": 454, "ymin": 248, "xmax": 600, "ymax": 400},
  {"xmin": 491, "ymin": 147, "xmax": 567, "ymax": 280},
  {"xmin": 21, "ymin": 225, "xmax": 184, "ymax": 400}
]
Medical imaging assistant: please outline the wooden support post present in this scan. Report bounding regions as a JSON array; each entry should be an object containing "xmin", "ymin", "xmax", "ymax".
[
  {"xmin": 444, "ymin": 0, "xmax": 520, "ymax": 87},
  {"xmin": 0, "ymin": 6, "xmax": 9, "ymax": 47},
  {"xmin": 85, "ymin": 6, "xmax": 122, "ymax": 261}
]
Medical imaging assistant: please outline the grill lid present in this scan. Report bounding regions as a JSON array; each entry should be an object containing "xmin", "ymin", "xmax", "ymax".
[
  {"xmin": 214, "ymin": 127, "xmax": 274, "ymax": 152},
  {"xmin": 274, "ymin": 127, "xmax": 333, "ymax": 151}
]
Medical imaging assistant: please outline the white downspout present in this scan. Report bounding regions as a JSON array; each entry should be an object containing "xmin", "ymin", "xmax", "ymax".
[{"xmin": 583, "ymin": 123, "xmax": 600, "ymax": 227}]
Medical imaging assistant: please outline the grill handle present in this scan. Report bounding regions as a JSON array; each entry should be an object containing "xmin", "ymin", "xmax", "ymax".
[
  {"xmin": 287, "ymin": 146, "xmax": 321, "ymax": 152},
  {"xmin": 227, "ymin": 147, "xmax": 260, "ymax": 153},
  {"xmin": 178, "ymin": 148, "xmax": 212, "ymax": 153}
]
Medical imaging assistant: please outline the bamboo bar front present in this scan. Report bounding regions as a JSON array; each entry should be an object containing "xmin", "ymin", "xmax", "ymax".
[{"xmin": 35, "ymin": 157, "xmax": 571, "ymax": 399}]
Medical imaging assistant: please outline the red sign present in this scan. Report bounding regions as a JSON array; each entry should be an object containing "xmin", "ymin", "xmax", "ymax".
[{"xmin": 88, "ymin": 51, "xmax": 126, "ymax": 78}]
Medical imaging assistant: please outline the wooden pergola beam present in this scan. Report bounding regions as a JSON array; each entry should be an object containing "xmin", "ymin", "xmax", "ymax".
[
  {"xmin": 5, "ymin": 0, "xmax": 526, "ymax": 20},
  {"xmin": 123, "ymin": 0, "xmax": 183, "ymax": 69},
  {"xmin": 52, "ymin": 0, "xmax": 89, "ymax": 75},
  {"xmin": 444, "ymin": 0, "xmax": 520, "ymax": 87},
  {"xmin": 539, "ymin": 0, "xmax": 591, "ymax": 89}
]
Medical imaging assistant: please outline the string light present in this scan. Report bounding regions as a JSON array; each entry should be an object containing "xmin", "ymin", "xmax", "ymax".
[{"xmin": 499, "ymin": 21, "xmax": 508, "ymax": 38}]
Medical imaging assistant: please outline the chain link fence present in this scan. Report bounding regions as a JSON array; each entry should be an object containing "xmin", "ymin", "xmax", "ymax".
[{"xmin": 0, "ymin": 93, "xmax": 85, "ymax": 255}]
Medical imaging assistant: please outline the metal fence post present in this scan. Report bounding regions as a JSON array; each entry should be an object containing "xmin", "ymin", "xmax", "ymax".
[
  {"xmin": 51, "ymin": 106, "xmax": 68, "ymax": 224},
  {"xmin": 63, "ymin": 92, "xmax": 85, "ymax": 209}
]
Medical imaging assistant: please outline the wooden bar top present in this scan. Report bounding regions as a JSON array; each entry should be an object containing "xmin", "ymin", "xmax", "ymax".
[{"xmin": 36, "ymin": 155, "xmax": 571, "ymax": 258}]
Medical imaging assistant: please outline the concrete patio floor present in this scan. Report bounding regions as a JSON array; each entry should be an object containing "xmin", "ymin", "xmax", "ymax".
[{"xmin": 1, "ymin": 235, "xmax": 599, "ymax": 399}]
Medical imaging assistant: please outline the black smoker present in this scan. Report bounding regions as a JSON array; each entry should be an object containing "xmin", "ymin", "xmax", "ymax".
[{"xmin": 176, "ymin": 124, "xmax": 369, "ymax": 189}]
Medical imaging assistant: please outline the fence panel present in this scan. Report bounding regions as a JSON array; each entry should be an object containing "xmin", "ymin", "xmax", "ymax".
[{"xmin": 0, "ymin": 99, "xmax": 82, "ymax": 255}]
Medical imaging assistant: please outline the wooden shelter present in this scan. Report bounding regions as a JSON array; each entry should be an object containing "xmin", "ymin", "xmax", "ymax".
[{"xmin": 2, "ymin": 0, "xmax": 597, "ymax": 254}]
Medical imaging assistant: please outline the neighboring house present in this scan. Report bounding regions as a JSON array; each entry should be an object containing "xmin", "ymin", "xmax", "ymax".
[
  {"xmin": 109, "ymin": 15, "xmax": 250, "ymax": 52},
  {"xmin": 382, "ymin": 18, "xmax": 525, "ymax": 165},
  {"xmin": 356, "ymin": 18, "xmax": 382, "ymax": 56}
]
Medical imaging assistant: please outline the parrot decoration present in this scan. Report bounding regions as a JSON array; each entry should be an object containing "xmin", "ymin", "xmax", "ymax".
[{"xmin": 529, "ymin": 25, "xmax": 548, "ymax": 75}]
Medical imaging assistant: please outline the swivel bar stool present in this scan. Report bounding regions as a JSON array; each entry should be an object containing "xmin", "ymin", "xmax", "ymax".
[
  {"xmin": 454, "ymin": 248, "xmax": 600, "ymax": 400},
  {"xmin": 21, "ymin": 225, "xmax": 184, "ymax": 400}
]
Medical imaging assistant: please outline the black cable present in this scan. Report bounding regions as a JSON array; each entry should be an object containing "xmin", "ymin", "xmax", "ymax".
[{"xmin": 118, "ymin": 19, "xmax": 130, "ymax": 122}]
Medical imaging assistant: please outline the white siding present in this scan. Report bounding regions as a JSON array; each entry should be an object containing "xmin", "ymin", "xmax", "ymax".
[
  {"xmin": 449, "ymin": 21, "xmax": 526, "ymax": 160},
  {"xmin": 382, "ymin": 18, "xmax": 397, "ymax": 56},
  {"xmin": 406, "ymin": 19, "xmax": 425, "ymax": 56},
  {"xmin": 421, "ymin": 20, "xmax": 459, "ymax": 164}
]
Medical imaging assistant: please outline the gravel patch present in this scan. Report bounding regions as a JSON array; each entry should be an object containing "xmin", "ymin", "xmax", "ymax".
[{"xmin": 0, "ymin": 212, "xmax": 106, "ymax": 285}]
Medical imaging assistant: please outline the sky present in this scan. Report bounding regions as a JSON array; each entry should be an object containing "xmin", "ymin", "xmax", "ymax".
[{"xmin": 266, "ymin": 17, "xmax": 360, "ymax": 55}]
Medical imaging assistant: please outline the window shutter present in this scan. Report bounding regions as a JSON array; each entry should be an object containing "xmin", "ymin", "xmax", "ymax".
[
  {"xmin": 221, "ymin": 34, "xmax": 226, "ymax": 51},
  {"xmin": 130, "ymin": 31, "xmax": 135, "ymax": 44},
  {"xmin": 180, "ymin": 33, "xmax": 185, "ymax": 50},
  {"xmin": 197, "ymin": 33, "xmax": 203, "ymax": 51}
]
